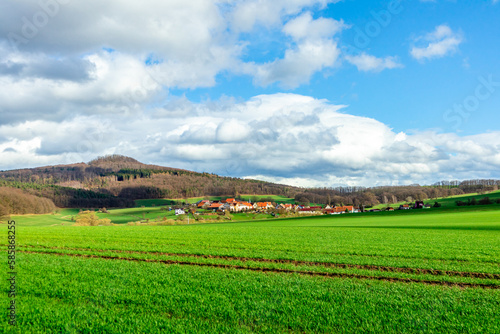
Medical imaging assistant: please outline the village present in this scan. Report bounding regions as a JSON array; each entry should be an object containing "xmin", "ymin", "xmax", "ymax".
[
  {"xmin": 170, "ymin": 198, "xmax": 359, "ymax": 216},
  {"xmin": 171, "ymin": 198, "xmax": 434, "ymax": 216}
]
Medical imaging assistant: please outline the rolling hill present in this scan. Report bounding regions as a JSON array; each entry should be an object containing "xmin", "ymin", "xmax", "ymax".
[{"xmin": 0, "ymin": 155, "xmax": 297, "ymax": 208}]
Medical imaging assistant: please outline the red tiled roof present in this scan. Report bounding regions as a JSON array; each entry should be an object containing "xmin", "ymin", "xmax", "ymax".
[
  {"xmin": 197, "ymin": 200, "xmax": 210, "ymax": 207},
  {"xmin": 325, "ymin": 206, "xmax": 354, "ymax": 213}
]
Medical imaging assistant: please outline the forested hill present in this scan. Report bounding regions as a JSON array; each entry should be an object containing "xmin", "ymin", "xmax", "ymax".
[
  {"xmin": 0, "ymin": 155, "xmax": 297, "ymax": 207},
  {"xmin": 1, "ymin": 154, "xmax": 499, "ymax": 209}
]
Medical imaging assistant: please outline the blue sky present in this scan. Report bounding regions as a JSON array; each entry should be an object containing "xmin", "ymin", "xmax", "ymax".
[{"xmin": 1, "ymin": 0, "xmax": 499, "ymax": 187}]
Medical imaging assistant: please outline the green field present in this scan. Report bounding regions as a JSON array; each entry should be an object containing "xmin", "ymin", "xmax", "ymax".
[
  {"xmin": 10, "ymin": 206, "xmax": 179, "ymax": 226},
  {"xmin": 2, "ymin": 205, "xmax": 500, "ymax": 333},
  {"xmin": 6, "ymin": 209, "xmax": 81, "ymax": 227}
]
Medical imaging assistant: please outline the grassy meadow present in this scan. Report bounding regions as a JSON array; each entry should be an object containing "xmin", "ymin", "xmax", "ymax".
[{"xmin": 2, "ymin": 200, "xmax": 500, "ymax": 333}]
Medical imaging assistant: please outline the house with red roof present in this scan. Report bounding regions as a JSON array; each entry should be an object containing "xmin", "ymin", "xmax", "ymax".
[
  {"xmin": 299, "ymin": 207, "xmax": 323, "ymax": 214},
  {"xmin": 197, "ymin": 200, "xmax": 211, "ymax": 208},
  {"xmin": 276, "ymin": 203, "xmax": 294, "ymax": 211},
  {"xmin": 254, "ymin": 202, "xmax": 273, "ymax": 210},
  {"xmin": 324, "ymin": 206, "xmax": 359, "ymax": 214},
  {"xmin": 208, "ymin": 203, "xmax": 224, "ymax": 211},
  {"xmin": 238, "ymin": 202, "xmax": 254, "ymax": 211}
]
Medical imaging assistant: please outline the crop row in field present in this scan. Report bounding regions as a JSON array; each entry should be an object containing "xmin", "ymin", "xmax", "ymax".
[
  {"xmin": 19, "ymin": 244, "xmax": 500, "ymax": 280},
  {"xmin": 18, "ymin": 247, "xmax": 500, "ymax": 289}
]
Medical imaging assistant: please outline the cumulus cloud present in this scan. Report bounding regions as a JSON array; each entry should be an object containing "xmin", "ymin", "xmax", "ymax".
[
  {"xmin": 230, "ymin": 0, "xmax": 337, "ymax": 32},
  {"xmin": 247, "ymin": 12, "xmax": 345, "ymax": 88},
  {"xmin": 250, "ymin": 40, "xmax": 341, "ymax": 88},
  {"xmin": 410, "ymin": 24, "xmax": 463, "ymax": 61},
  {"xmin": 282, "ymin": 11, "xmax": 346, "ymax": 41},
  {"xmin": 0, "ymin": 55, "xmax": 94, "ymax": 82},
  {"xmin": 2, "ymin": 0, "xmax": 228, "ymax": 55},
  {"xmin": 0, "ymin": 1, "xmax": 347, "ymax": 121},
  {"xmin": 0, "ymin": 50, "xmax": 165, "ymax": 125},
  {"xmin": 1, "ymin": 94, "xmax": 499, "ymax": 187},
  {"xmin": 345, "ymin": 53, "xmax": 403, "ymax": 72},
  {"xmin": 1, "ymin": 0, "xmax": 242, "ymax": 92},
  {"xmin": 216, "ymin": 120, "xmax": 252, "ymax": 143}
]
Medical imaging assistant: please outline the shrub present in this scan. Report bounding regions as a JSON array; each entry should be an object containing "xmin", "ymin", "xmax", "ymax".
[
  {"xmin": 224, "ymin": 210, "xmax": 233, "ymax": 220},
  {"xmin": 74, "ymin": 211, "xmax": 112, "ymax": 226},
  {"xmin": 478, "ymin": 197, "xmax": 493, "ymax": 205}
]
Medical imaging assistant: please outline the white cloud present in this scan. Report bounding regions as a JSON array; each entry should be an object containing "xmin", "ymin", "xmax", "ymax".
[
  {"xmin": 230, "ymin": 0, "xmax": 337, "ymax": 32},
  {"xmin": 345, "ymin": 53, "xmax": 403, "ymax": 72},
  {"xmin": 0, "ymin": 50, "xmax": 165, "ymax": 125},
  {"xmin": 0, "ymin": 1, "xmax": 345, "ymax": 113},
  {"xmin": 2, "ymin": 0, "xmax": 228, "ymax": 56},
  {"xmin": 410, "ymin": 24, "xmax": 463, "ymax": 61},
  {"xmin": 1, "ymin": 94, "xmax": 499, "ymax": 187},
  {"xmin": 282, "ymin": 11, "xmax": 346, "ymax": 41},
  {"xmin": 246, "ymin": 12, "xmax": 345, "ymax": 88},
  {"xmin": 251, "ymin": 40, "xmax": 341, "ymax": 88},
  {"xmin": 1, "ymin": 0, "xmax": 242, "ymax": 91},
  {"xmin": 216, "ymin": 120, "xmax": 252, "ymax": 143}
]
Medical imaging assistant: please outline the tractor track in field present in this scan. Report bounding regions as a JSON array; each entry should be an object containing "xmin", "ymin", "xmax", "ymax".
[
  {"xmin": 15, "ymin": 242, "xmax": 500, "ymax": 265},
  {"xmin": 19, "ymin": 249, "xmax": 500, "ymax": 288},
  {"xmin": 20, "ymin": 245, "xmax": 500, "ymax": 280}
]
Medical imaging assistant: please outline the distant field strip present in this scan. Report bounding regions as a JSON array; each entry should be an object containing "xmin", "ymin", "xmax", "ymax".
[{"xmin": 19, "ymin": 245, "xmax": 500, "ymax": 280}]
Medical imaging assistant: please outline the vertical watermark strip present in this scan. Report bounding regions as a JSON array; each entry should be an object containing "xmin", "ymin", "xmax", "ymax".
[{"xmin": 7, "ymin": 220, "xmax": 16, "ymax": 327}]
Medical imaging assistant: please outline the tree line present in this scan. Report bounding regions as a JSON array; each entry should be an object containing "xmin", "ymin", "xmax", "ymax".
[
  {"xmin": 294, "ymin": 182, "xmax": 498, "ymax": 207},
  {"xmin": 0, "ymin": 187, "xmax": 56, "ymax": 217},
  {"xmin": 0, "ymin": 181, "xmax": 134, "ymax": 209}
]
